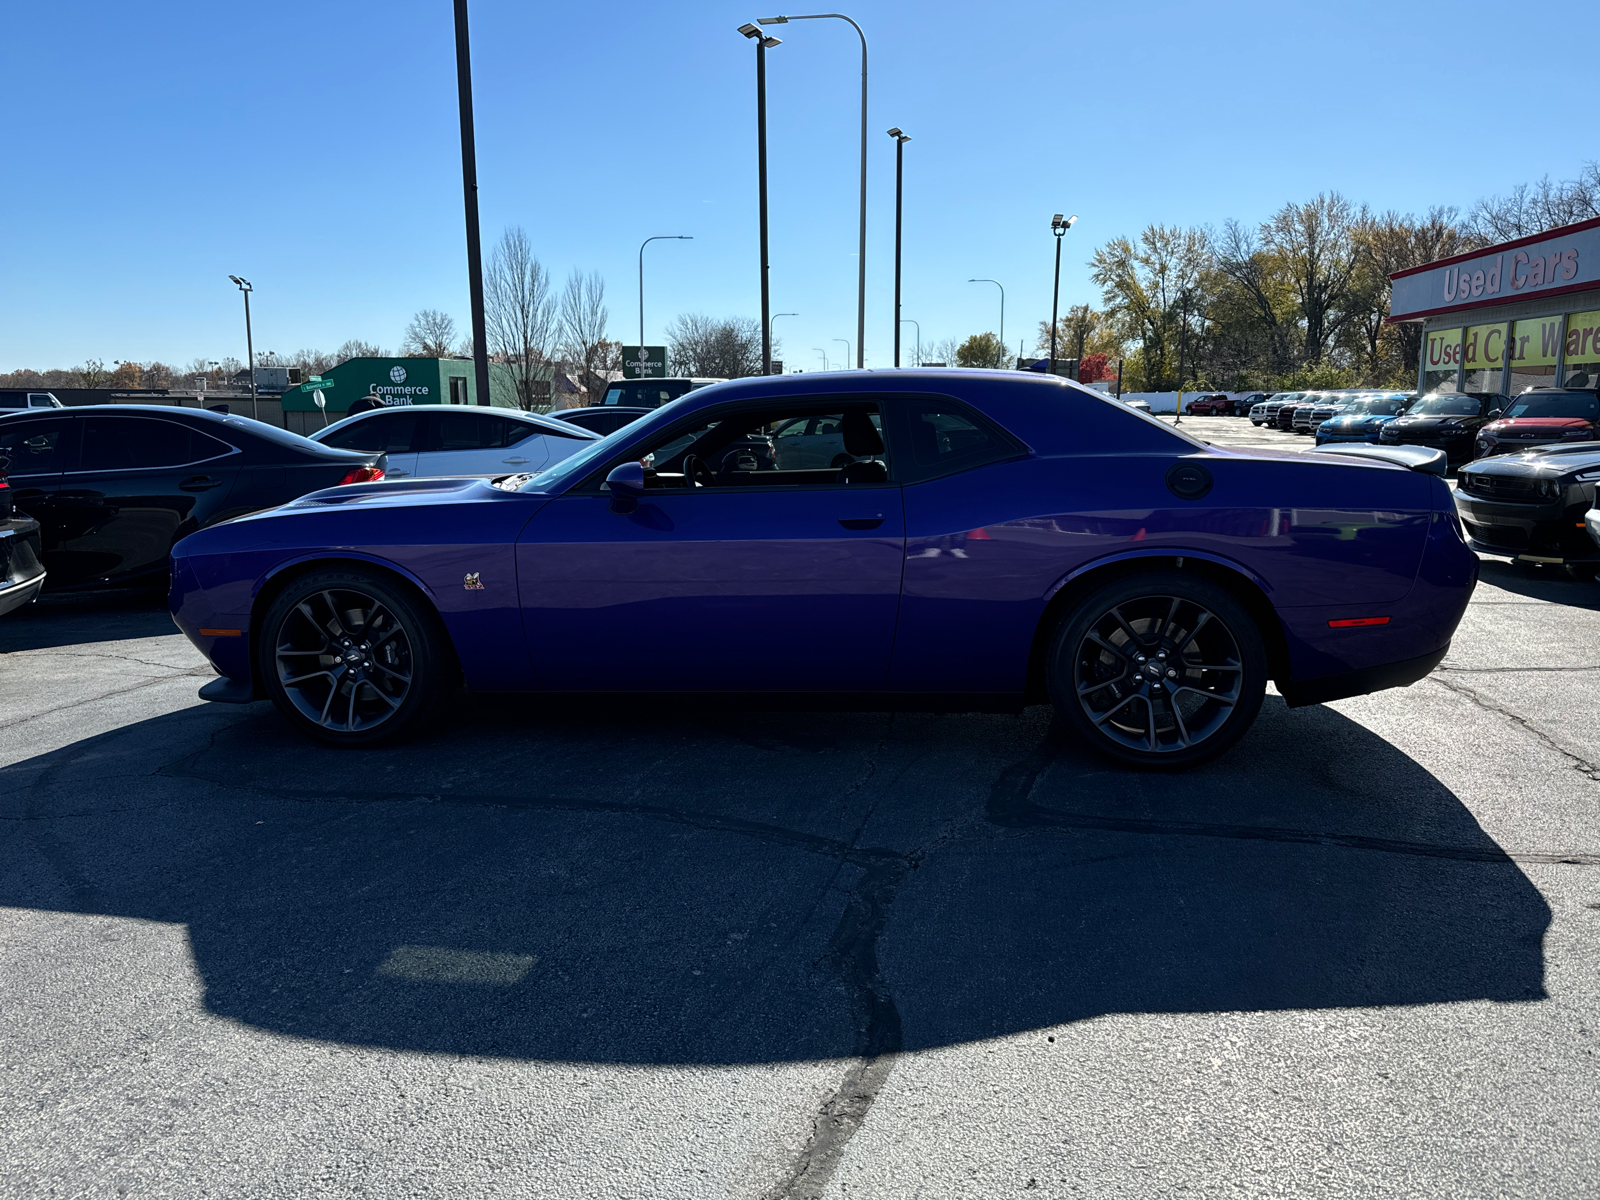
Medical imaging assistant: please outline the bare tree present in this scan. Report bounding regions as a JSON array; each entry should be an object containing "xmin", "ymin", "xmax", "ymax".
[
  {"xmin": 666, "ymin": 314, "xmax": 763, "ymax": 378},
  {"xmin": 288, "ymin": 348, "xmax": 335, "ymax": 377},
  {"xmin": 334, "ymin": 340, "xmax": 385, "ymax": 365},
  {"xmin": 1467, "ymin": 164, "xmax": 1600, "ymax": 243},
  {"xmin": 77, "ymin": 358, "xmax": 109, "ymax": 388},
  {"xmin": 1358, "ymin": 207, "xmax": 1472, "ymax": 377},
  {"xmin": 558, "ymin": 270, "xmax": 612, "ymax": 404},
  {"xmin": 402, "ymin": 310, "xmax": 458, "ymax": 358},
  {"xmin": 485, "ymin": 227, "xmax": 558, "ymax": 409}
]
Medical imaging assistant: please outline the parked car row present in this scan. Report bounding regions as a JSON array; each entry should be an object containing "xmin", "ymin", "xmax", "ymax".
[{"xmin": 0, "ymin": 403, "xmax": 601, "ymax": 603}]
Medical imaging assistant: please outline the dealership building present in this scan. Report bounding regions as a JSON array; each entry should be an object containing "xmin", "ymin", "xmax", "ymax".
[{"xmin": 1388, "ymin": 216, "xmax": 1600, "ymax": 396}]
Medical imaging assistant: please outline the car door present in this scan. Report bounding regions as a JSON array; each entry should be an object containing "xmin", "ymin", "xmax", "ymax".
[
  {"xmin": 420, "ymin": 411, "xmax": 550, "ymax": 477},
  {"xmin": 517, "ymin": 399, "xmax": 905, "ymax": 691},
  {"xmin": 317, "ymin": 410, "xmax": 422, "ymax": 477},
  {"xmin": 0, "ymin": 416, "xmax": 72, "ymax": 553},
  {"xmin": 51, "ymin": 414, "xmax": 240, "ymax": 585}
]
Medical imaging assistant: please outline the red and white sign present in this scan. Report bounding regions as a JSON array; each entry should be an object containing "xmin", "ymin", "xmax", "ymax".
[{"xmin": 1388, "ymin": 217, "xmax": 1600, "ymax": 323}]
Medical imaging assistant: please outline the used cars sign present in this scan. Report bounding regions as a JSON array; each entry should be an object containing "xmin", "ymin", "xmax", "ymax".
[{"xmin": 1390, "ymin": 217, "xmax": 1600, "ymax": 322}]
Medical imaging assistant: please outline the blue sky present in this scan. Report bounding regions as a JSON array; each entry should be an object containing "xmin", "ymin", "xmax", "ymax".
[{"xmin": 4, "ymin": 0, "xmax": 1596, "ymax": 374}]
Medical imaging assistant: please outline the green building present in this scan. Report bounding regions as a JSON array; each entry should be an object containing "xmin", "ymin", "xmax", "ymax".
[{"xmin": 281, "ymin": 357, "xmax": 524, "ymax": 416}]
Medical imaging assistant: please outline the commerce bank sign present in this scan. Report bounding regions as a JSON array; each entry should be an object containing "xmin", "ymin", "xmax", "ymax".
[{"xmin": 1389, "ymin": 217, "xmax": 1600, "ymax": 322}]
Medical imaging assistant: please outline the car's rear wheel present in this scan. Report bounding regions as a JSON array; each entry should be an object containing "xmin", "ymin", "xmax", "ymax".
[
  {"xmin": 1047, "ymin": 572, "xmax": 1268, "ymax": 768},
  {"xmin": 259, "ymin": 568, "xmax": 456, "ymax": 746}
]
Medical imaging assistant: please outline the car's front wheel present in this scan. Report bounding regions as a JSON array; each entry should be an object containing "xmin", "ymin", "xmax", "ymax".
[
  {"xmin": 259, "ymin": 568, "xmax": 457, "ymax": 746},
  {"xmin": 1047, "ymin": 572, "xmax": 1268, "ymax": 768}
]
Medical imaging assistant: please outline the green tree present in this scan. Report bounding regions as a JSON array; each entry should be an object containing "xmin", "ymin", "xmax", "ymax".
[
  {"xmin": 955, "ymin": 332, "xmax": 1009, "ymax": 368},
  {"xmin": 1090, "ymin": 225, "xmax": 1209, "ymax": 392}
]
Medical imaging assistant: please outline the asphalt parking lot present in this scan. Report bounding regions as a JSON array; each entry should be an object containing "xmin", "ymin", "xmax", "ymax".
[{"xmin": 4, "ymin": 415, "xmax": 1598, "ymax": 1199}]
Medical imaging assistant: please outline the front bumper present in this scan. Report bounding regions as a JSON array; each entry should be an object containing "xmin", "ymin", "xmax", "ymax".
[
  {"xmin": 1315, "ymin": 430, "xmax": 1381, "ymax": 445},
  {"xmin": 1454, "ymin": 493, "xmax": 1600, "ymax": 565},
  {"xmin": 1381, "ymin": 433, "xmax": 1477, "ymax": 460}
]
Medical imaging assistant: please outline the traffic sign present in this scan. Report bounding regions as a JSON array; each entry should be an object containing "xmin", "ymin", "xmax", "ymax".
[{"xmin": 300, "ymin": 378, "xmax": 337, "ymax": 393}]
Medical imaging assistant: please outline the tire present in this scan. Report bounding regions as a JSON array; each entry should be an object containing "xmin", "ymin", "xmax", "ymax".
[
  {"xmin": 1046, "ymin": 571, "xmax": 1268, "ymax": 769},
  {"xmin": 258, "ymin": 568, "xmax": 457, "ymax": 746}
]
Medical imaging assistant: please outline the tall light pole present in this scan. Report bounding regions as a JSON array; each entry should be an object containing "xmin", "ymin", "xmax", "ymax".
[
  {"xmin": 1048, "ymin": 213, "xmax": 1078, "ymax": 377},
  {"xmin": 452, "ymin": 0, "xmax": 492, "ymax": 408},
  {"xmin": 227, "ymin": 275, "xmax": 258, "ymax": 421},
  {"xmin": 759, "ymin": 13, "xmax": 866, "ymax": 368},
  {"xmin": 814, "ymin": 348, "xmax": 829, "ymax": 371},
  {"xmin": 638, "ymin": 235, "xmax": 692, "ymax": 364},
  {"xmin": 739, "ymin": 23, "xmax": 783, "ymax": 376},
  {"xmin": 967, "ymin": 278, "xmax": 1004, "ymax": 354},
  {"xmin": 888, "ymin": 127, "xmax": 910, "ymax": 367},
  {"xmin": 834, "ymin": 338, "xmax": 851, "ymax": 369},
  {"xmin": 899, "ymin": 318, "xmax": 920, "ymax": 366},
  {"xmin": 770, "ymin": 312, "xmax": 797, "ymax": 366}
]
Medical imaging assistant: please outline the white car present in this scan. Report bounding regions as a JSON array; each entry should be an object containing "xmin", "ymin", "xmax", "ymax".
[
  {"xmin": 311, "ymin": 405, "xmax": 600, "ymax": 479},
  {"xmin": 771, "ymin": 412, "xmax": 884, "ymax": 469}
]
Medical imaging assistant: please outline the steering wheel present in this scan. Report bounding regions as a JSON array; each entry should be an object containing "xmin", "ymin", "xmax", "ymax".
[{"xmin": 682, "ymin": 454, "xmax": 717, "ymax": 488}]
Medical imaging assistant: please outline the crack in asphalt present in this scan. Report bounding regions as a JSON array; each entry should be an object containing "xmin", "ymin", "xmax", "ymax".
[
  {"xmin": 1431, "ymin": 676, "xmax": 1600, "ymax": 785},
  {"xmin": 0, "ymin": 669, "xmax": 210, "ymax": 732}
]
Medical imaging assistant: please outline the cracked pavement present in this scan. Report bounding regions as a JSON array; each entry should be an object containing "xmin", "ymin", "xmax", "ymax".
[{"xmin": 3, "ymin": 424, "xmax": 1599, "ymax": 1199}]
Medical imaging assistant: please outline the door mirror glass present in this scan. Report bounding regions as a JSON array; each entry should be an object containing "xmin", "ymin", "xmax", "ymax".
[
  {"xmin": 1488, "ymin": 408, "xmax": 1503, "ymax": 419},
  {"xmin": 606, "ymin": 462, "xmax": 645, "ymax": 512}
]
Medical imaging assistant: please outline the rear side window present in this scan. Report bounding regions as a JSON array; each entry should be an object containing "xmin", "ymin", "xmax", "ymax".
[
  {"xmin": 432, "ymin": 413, "xmax": 531, "ymax": 451},
  {"xmin": 0, "ymin": 419, "xmax": 69, "ymax": 474},
  {"xmin": 78, "ymin": 417, "xmax": 233, "ymax": 471},
  {"xmin": 322, "ymin": 412, "xmax": 421, "ymax": 453},
  {"xmin": 892, "ymin": 398, "xmax": 1023, "ymax": 483},
  {"xmin": 601, "ymin": 382, "xmax": 690, "ymax": 407}
]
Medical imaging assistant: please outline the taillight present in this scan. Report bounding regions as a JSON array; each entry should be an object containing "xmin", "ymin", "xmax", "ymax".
[{"xmin": 337, "ymin": 466, "xmax": 386, "ymax": 486}]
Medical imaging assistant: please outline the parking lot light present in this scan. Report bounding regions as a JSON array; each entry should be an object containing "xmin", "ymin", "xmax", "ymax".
[
  {"xmin": 1048, "ymin": 214, "xmax": 1078, "ymax": 378},
  {"xmin": 227, "ymin": 275, "xmax": 258, "ymax": 421},
  {"xmin": 759, "ymin": 12, "xmax": 867, "ymax": 368},
  {"xmin": 968, "ymin": 278, "xmax": 1004, "ymax": 358},
  {"xmin": 740, "ymin": 23, "xmax": 783, "ymax": 376},
  {"xmin": 889, "ymin": 128, "xmax": 910, "ymax": 367}
]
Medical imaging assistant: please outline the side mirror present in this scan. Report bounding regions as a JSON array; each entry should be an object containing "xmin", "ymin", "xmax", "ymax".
[
  {"xmin": 605, "ymin": 461, "xmax": 645, "ymax": 514},
  {"xmin": 1488, "ymin": 409, "xmax": 1503, "ymax": 419}
]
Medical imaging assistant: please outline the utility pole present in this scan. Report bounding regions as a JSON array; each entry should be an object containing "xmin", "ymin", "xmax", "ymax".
[{"xmin": 453, "ymin": 0, "xmax": 492, "ymax": 407}]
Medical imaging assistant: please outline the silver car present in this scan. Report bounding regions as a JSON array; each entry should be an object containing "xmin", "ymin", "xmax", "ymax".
[{"xmin": 312, "ymin": 405, "xmax": 599, "ymax": 478}]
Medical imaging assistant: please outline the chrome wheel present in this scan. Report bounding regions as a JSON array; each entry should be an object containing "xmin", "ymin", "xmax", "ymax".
[
  {"xmin": 273, "ymin": 586, "xmax": 413, "ymax": 733},
  {"xmin": 1072, "ymin": 593, "xmax": 1244, "ymax": 756}
]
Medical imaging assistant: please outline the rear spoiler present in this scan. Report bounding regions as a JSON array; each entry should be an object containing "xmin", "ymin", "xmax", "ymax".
[{"xmin": 1308, "ymin": 443, "xmax": 1447, "ymax": 476}]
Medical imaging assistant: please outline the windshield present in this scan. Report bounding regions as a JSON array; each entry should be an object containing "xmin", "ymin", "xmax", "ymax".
[
  {"xmin": 1408, "ymin": 394, "xmax": 1482, "ymax": 417},
  {"xmin": 1503, "ymin": 392, "xmax": 1600, "ymax": 420},
  {"xmin": 1343, "ymin": 398, "xmax": 1404, "ymax": 416},
  {"xmin": 601, "ymin": 381, "xmax": 691, "ymax": 407}
]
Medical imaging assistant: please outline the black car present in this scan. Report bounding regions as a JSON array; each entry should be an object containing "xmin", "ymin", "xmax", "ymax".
[
  {"xmin": 1379, "ymin": 391, "xmax": 1509, "ymax": 463},
  {"xmin": 1455, "ymin": 443, "xmax": 1600, "ymax": 578},
  {"xmin": 556, "ymin": 407, "xmax": 651, "ymax": 437},
  {"xmin": 0, "ymin": 405, "xmax": 386, "ymax": 590}
]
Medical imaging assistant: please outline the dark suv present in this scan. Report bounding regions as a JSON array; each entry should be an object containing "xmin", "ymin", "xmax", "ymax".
[
  {"xmin": 559, "ymin": 377, "xmax": 725, "ymax": 436},
  {"xmin": 1473, "ymin": 388, "xmax": 1600, "ymax": 457}
]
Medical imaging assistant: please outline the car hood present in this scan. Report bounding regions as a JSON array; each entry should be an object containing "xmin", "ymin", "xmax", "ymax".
[
  {"xmin": 222, "ymin": 476, "xmax": 534, "ymax": 525},
  {"xmin": 1462, "ymin": 444, "xmax": 1600, "ymax": 477},
  {"xmin": 1387, "ymin": 414, "xmax": 1477, "ymax": 430},
  {"xmin": 1483, "ymin": 417, "xmax": 1594, "ymax": 433},
  {"xmin": 1325, "ymin": 412, "xmax": 1394, "ymax": 426}
]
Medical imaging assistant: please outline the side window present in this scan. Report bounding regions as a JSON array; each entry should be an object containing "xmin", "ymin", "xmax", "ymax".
[
  {"xmin": 79, "ymin": 418, "xmax": 232, "ymax": 471},
  {"xmin": 0, "ymin": 420, "xmax": 69, "ymax": 475},
  {"xmin": 434, "ymin": 413, "xmax": 527, "ymax": 451},
  {"xmin": 630, "ymin": 404, "xmax": 889, "ymax": 489},
  {"xmin": 893, "ymin": 399, "xmax": 1023, "ymax": 483},
  {"xmin": 322, "ymin": 413, "xmax": 420, "ymax": 453}
]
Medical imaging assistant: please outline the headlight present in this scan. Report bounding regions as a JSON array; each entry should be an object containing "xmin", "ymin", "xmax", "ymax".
[
  {"xmin": 1560, "ymin": 429, "xmax": 1593, "ymax": 440},
  {"xmin": 1536, "ymin": 479, "xmax": 1560, "ymax": 498}
]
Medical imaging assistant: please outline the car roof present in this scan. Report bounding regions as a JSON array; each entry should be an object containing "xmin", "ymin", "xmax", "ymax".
[{"xmin": 312, "ymin": 404, "xmax": 600, "ymax": 441}]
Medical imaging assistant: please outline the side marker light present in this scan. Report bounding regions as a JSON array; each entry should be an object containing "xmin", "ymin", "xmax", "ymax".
[
  {"xmin": 199, "ymin": 628, "xmax": 243, "ymax": 637},
  {"xmin": 1328, "ymin": 617, "xmax": 1390, "ymax": 628}
]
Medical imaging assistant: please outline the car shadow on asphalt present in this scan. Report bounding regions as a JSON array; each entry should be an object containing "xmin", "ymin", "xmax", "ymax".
[
  {"xmin": 0, "ymin": 588, "xmax": 172, "ymax": 652},
  {"xmin": 0, "ymin": 691, "xmax": 1551, "ymax": 1064},
  {"xmin": 1474, "ymin": 558, "xmax": 1600, "ymax": 609}
]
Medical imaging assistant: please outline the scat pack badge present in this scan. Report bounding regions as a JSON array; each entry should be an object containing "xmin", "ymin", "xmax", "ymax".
[{"xmin": 463, "ymin": 572, "xmax": 484, "ymax": 591}]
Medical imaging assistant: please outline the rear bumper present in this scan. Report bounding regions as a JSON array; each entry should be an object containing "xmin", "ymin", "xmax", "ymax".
[{"xmin": 1279, "ymin": 646, "xmax": 1448, "ymax": 707}]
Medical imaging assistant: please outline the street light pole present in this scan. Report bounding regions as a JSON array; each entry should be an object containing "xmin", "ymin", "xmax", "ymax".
[
  {"xmin": 899, "ymin": 318, "xmax": 920, "ymax": 366},
  {"xmin": 638, "ymin": 235, "xmax": 692, "ymax": 365},
  {"xmin": 1047, "ymin": 213, "xmax": 1078, "ymax": 377},
  {"xmin": 759, "ymin": 13, "xmax": 867, "ymax": 367},
  {"xmin": 967, "ymin": 278, "xmax": 1004, "ymax": 353},
  {"xmin": 739, "ymin": 24, "xmax": 783, "ymax": 375},
  {"xmin": 227, "ymin": 275, "xmax": 258, "ymax": 421},
  {"xmin": 834, "ymin": 338, "xmax": 851, "ymax": 369},
  {"xmin": 887, "ymin": 127, "xmax": 910, "ymax": 367},
  {"xmin": 814, "ymin": 348, "xmax": 829, "ymax": 371},
  {"xmin": 452, "ymin": 0, "xmax": 492, "ymax": 408},
  {"xmin": 770, "ymin": 312, "xmax": 798, "ymax": 362}
]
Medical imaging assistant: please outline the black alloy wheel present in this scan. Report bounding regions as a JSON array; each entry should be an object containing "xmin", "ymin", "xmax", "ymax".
[
  {"xmin": 1048, "ymin": 572, "xmax": 1267, "ymax": 768},
  {"xmin": 259, "ymin": 568, "xmax": 456, "ymax": 746}
]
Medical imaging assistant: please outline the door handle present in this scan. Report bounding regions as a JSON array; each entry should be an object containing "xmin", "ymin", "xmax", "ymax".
[
  {"xmin": 502, "ymin": 457, "xmax": 531, "ymax": 464},
  {"xmin": 180, "ymin": 476, "xmax": 224, "ymax": 492},
  {"xmin": 838, "ymin": 516, "xmax": 885, "ymax": 530}
]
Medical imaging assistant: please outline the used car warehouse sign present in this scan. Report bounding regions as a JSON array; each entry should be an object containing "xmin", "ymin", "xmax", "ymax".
[{"xmin": 1390, "ymin": 217, "xmax": 1600, "ymax": 322}]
